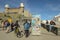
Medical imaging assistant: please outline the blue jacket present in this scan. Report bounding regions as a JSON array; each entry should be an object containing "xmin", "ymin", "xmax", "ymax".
[{"xmin": 24, "ymin": 23, "xmax": 30, "ymax": 30}]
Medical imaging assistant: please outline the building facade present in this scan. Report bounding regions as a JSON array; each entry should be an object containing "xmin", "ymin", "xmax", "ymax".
[
  {"xmin": 5, "ymin": 3, "xmax": 24, "ymax": 14},
  {"xmin": 4, "ymin": 3, "xmax": 32, "ymax": 18},
  {"xmin": 53, "ymin": 15, "xmax": 60, "ymax": 22}
]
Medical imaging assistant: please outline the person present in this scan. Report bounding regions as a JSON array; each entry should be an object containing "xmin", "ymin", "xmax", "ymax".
[
  {"xmin": 14, "ymin": 20, "xmax": 20, "ymax": 28},
  {"xmin": 50, "ymin": 20, "xmax": 56, "ymax": 25},
  {"xmin": 5, "ymin": 20, "xmax": 10, "ymax": 33},
  {"xmin": 28, "ymin": 20, "xmax": 31, "ymax": 28},
  {"xmin": 14, "ymin": 20, "xmax": 20, "ymax": 37},
  {"xmin": 46, "ymin": 20, "xmax": 49, "ymax": 24},
  {"xmin": 1, "ymin": 20, "xmax": 4, "ymax": 30},
  {"xmin": 4, "ymin": 20, "xmax": 9, "ymax": 30},
  {"xmin": 45, "ymin": 20, "xmax": 50, "ymax": 32},
  {"xmin": 23, "ymin": 20, "xmax": 30, "ymax": 37},
  {"xmin": 49, "ymin": 20, "xmax": 56, "ymax": 32},
  {"xmin": 7, "ymin": 17, "xmax": 12, "ymax": 33},
  {"xmin": 11, "ymin": 22, "xmax": 14, "ymax": 31},
  {"xmin": 7, "ymin": 17, "xmax": 12, "ymax": 25}
]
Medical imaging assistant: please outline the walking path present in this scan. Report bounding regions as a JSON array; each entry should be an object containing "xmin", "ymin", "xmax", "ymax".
[{"xmin": 0, "ymin": 27, "xmax": 60, "ymax": 40}]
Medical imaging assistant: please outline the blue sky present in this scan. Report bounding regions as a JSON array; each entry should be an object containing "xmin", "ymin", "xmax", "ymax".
[{"xmin": 0, "ymin": 0, "xmax": 60, "ymax": 20}]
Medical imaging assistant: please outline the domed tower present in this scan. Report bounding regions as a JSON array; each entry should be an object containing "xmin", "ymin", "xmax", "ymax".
[
  {"xmin": 5, "ymin": 4, "xmax": 9, "ymax": 13},
  {"xmin": 19, "ymin": 3, "xmax": 24, "ymax": 14},
  {"xmin": 20, "ymin": 3, "xmax": 24, "ymax": 7}
]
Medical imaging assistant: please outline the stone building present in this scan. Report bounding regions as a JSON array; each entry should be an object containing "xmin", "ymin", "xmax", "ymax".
[
  {"xmin": 53, "ymin": 15, "xmax": 60, "ymax": 22},
  {"xmin": 4, "ymin": 3, "xmax": 32, "ymax": 18},
  {"xmin": 5, "ymin": 3, "xmax": 24, "ymax": 14},
  {"xmin": 4, "ymin": 3, "xmax": 32, "ymax": 21}
]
